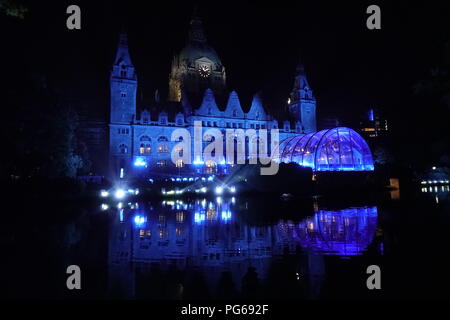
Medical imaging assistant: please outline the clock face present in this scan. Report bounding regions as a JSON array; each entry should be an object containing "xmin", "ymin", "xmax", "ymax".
[{"xmin": 198, "ymin": 64, "xmax": 211, "ymax": 78}]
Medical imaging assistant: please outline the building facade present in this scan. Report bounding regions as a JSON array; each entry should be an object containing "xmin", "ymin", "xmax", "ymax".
[{"xmin": 109, "ymin": 15, "xmax": 317, "ymax": 178}]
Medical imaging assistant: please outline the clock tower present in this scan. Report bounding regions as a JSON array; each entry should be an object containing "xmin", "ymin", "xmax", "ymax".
[
  {"xmin": 289, "ymin": 62, "xmax": 317, "ymax": 133},
  {"xmin": 168, "ymin": 13, "xmax": 227, "ymax": 102}
]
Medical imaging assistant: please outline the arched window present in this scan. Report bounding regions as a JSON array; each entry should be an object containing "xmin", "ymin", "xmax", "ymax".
[
  {"xmin": 140, "ymin": 143, "xmax": 151, "ymax": 154},
  {"xmin": 119, "ymin": 144, "xmax": 128, "ymax": 154},
  {"xmin": 139, "ymin": 136, "xmax": 151, "ymax": 154},
  {"xmin": 176, "ymin": 114, "xmax": 184, "ymax": 126},
  {"xmin": 120, "ymin": 65, "xmax": 127, "ymax": 78},
  {"xmin": 159, "ymin": 114, "xmax": 167, "ymax": 125},
  {"xmin": 157, "ymin": 136, "xmax": 169, "ymax": 142},
  {"xmin": 158, "ymin": 144, "xmax": 169, "ymax": 153}
]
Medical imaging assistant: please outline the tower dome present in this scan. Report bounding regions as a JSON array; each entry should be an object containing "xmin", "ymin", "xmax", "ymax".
[
  {"xmin": 178, "ymin": 42, "xmax": 223, "ymax": 71},
  {"xmin": 168, "ymin": 13, "xmax": 227, "ymax": 102}
]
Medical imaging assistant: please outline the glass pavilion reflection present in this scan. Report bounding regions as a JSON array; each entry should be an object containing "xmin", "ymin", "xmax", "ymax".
[
  {"xmin": 107, "ymin": 198, "xmax": 379, "ymax": 295},
  {"xmin": 109, "ymin": 200, "xmax": 378, "ymax": 260},
  {"xmin": 278, "ymin": 207, "xmax": 378, "ymax": 256}
]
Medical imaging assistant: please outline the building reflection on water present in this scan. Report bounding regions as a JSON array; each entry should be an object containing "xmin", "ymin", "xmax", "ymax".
[{"xmin": 107, "ymin": 198, "xmax": 379, "ymax": 299}]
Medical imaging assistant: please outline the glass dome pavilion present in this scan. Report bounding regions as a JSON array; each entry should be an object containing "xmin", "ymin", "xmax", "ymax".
[{"xmin": 277, "ymin": 127, "xmax": 374, "ymax": 172}]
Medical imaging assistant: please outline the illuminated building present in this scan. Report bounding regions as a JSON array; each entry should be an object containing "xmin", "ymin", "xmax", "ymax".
[
  {"xmin": 359, "ymin": 108, "xmax": 388, "ymax": 140},
  {"xmin": 108, "ymin": 13, "xmax": 373, "ymax": 177},
  {"xmin": 108, "ymin": 13, "xmax": 318, "ymax": 177}
]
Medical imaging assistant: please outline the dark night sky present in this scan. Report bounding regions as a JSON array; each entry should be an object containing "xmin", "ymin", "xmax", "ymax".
[{"xmin": 2, "ymin": 1, "xmax": 450, "ymax": 133}]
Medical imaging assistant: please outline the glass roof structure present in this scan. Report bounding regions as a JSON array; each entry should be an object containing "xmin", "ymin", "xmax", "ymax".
[{"xmin": 278, "ymin": 127, "xmax": 374, "ymax": 172}]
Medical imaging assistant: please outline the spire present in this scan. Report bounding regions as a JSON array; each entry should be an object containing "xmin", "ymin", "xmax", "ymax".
[
  {"xmin": 296, "ymin": 60, "xmax": 305, "ymax": 74},
  {"xmin": 293, "ymin": 60, "xmax": 311, "ymax": 93},
  {"xmin": 114, "ymin": 31, "xmax": 134, "ymax": 67},
  {"xmin": 188, "ymin": 8, "xmax": 207, "ymax": 43}
]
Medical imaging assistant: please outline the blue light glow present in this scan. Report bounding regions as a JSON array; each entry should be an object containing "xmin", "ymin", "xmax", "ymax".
[
  {"xmin": 134, "ymin": 157, "xmax": 147, "ymax": 167},
  {"xmin": 100, "ymin": 190, "xmax": 109, "ymax": 198},
  {"xmin": 134, "ymin": 215, "xmax": 146, "ymax": 226},
  {"xmin": 221, "ymin": 211, "xmax": 232, "ymax": 220},
  {"xmin": 193, "ymin": 159, "xmax": 205, "ymax": 165},
  {"xmin": 194, "ymin": 212, "xmax": 206, "ymax": 223},
  {"xmin": 115, "ymin": 189, "xmax": 126, "ymax": 199},
  {"xmin": 368, "ymin": 109, "xmax": 374, "ymax": 121}
]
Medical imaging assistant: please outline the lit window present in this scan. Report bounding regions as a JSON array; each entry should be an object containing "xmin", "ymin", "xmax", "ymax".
[
  {"xmin": 158, "ymin": 144, "xmax": 169, "ymax": 153},
  {"xmin": 176, "ymin": 212, "xmax": 184, "ymax": 223},
  {"xmin": 176, "ymin": 159, "xmax": 184, "ymax": 168},
  {"xmin": 139, "ymin": 139, "xmax": 151, "ymax": 154}
]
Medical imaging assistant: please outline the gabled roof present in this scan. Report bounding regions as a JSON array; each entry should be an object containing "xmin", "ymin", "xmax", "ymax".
[
  {"xmin": 195, "ymin": 89, "xmax": 222, "ymax": 117},
  {"xmin": 223, "ymin": 91, "xmax": 245, "ymax": 119},
  {"xmin": 247, "ymin": 93, "xmax": 268, "ymax": 120}
]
